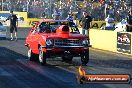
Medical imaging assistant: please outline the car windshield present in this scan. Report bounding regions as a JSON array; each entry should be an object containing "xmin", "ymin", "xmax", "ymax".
[{"xmin": 39, "ymin": 21, "xmax": 79, "ymax": 33}]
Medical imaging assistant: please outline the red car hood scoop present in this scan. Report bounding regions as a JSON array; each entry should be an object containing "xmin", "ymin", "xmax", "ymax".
[{"xmin": 56, "ymin": 25, "xmax": 69, "ymax": 34}]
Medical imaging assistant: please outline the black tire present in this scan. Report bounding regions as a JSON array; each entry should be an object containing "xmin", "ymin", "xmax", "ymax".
[
  {"xmin": 28, "ymin": 48, "xmax": 36, "ymax": 61},
  {"xmin": 81, "ymin": 50, "xmax": 89, "ymax": 65},
  {"xmin": 39, "ymin": 46, "xmax": 47, "ymax": 65}
]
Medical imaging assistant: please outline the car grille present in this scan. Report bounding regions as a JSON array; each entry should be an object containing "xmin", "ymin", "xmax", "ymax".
[{"xmin": 54, "ymin": 39, "xmax": 82, "ymax": 46}]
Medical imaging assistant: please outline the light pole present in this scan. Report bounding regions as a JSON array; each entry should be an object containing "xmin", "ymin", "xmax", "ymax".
[
  {"xmin": 2, "ymin": 0, "xmax": 3, "ymax": 11},
  {"xmin": 105, "ymin": 0, "xmax": 110, "ymax": 18},
  {"xmin": 27, "ymin": 0, "xmax": 30, "ymax": 12},
  {"xmin": 49, "ymin": 0, "xmax": 52, "ymax": 18}
]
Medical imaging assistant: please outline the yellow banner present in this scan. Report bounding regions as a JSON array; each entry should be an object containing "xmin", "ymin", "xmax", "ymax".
[
  {"xmin": 76, "ymin": 20, "xmax": 106, "ymax": 29},
  {"xmin": 91, "ymin": 21, "xmax": 106, "ymax": 29},
  {"xmin": 26, "ymin": 18, "xmax": 43, "ymax": 27}
]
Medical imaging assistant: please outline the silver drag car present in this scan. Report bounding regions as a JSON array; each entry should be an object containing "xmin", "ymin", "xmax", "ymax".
[{"xmin": 0, "ymin": 22, "xmax": 7, "ymax": 39}]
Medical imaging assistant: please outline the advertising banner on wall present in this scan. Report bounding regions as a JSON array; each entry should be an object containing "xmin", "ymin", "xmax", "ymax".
[
  {"xmin": 76, "ymin": 20, "xmax": 106, "ymax": 29},
  {"xmin": 26, "ymin": 18, "xmax": 43, "ymax": 27},
  {"xmin": 117, "ymin": 32, "xmax": 131, "ymax": 54}
]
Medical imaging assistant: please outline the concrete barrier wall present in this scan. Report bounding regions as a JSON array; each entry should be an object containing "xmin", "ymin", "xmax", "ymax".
[
  {"xmin": 89, "ymin": 29, "xmax": 132, "ymax": 55},
  {"xmin": 89, "ymin": 29, "xmax": 117, "ymax": 52}
]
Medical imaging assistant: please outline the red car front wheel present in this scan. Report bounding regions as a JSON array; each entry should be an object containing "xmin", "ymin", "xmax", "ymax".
[
  {"xmin": 39, "ymin": 46, "xmax": 47, "ymax": 65},
  {"xmin": 28, "ymin": 47, "xmax": 35, "ymax": 61}
]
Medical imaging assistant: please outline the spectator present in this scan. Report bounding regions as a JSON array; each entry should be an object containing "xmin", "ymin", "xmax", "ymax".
[
  {"xmin": 105, "ymin": 14, "xmax": 115, "ymax": 30},
  {"xmin": 66, "ymin": 13, "xmax": 79, "ymax": 32},
  {"xmin": 52, "ymin": 12, "xmax": 60, "ymax": 20},
  {"xmin": 79, "ymin": 11, "xmax": 92, "ymax": 36},
  {"xmin": 5, "ymin": 11, "xmax": 18, "ymax": 41},
  {"xmin": 66, "ymin": 13, "xmax": 74, "ymax": 24},
  {"xmin": 126, "ymin": 10, "xmax": 132, "ymax": 32}
]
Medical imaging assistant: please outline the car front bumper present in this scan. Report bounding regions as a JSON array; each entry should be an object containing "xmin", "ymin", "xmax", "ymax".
[
  {"xmin": 41, "ymin": 45, "xmax": 89, "ymax": 57},
  {"xmin": 41, "ymin": 45, "xmax": 90, "ymax": 49}
]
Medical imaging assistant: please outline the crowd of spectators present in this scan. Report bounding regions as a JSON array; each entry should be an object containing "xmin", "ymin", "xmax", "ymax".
[
  {"xmin": 0, "ymin": 0, "xmax": 131, "ymax": 22},
  {"xmin": 82, "ymin": 0, "xmax": 129, "ymax": 21}
]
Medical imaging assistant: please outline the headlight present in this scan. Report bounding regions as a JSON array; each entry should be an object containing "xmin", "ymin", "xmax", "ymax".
[
  {"xmin": 82, "ymin": 39, "xmax": 89, "ymax": 46},
  {"xmin": 46, "ymin": 39, "xmax": 53, "ymax": 46}
]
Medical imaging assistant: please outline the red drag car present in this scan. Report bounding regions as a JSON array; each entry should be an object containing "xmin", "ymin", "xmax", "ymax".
[{"xmin": 25, "ymin": 20, "xmax": 90, "ymax": 65}]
